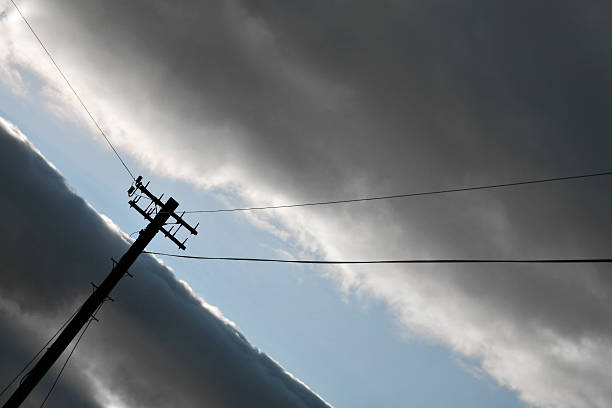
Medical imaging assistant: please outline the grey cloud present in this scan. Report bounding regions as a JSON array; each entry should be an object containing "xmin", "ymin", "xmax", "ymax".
[
  {"xmin": 35, "ymin": 0, "xmax": 612, "ymax": 192},
  {"xmin": 0, "ymin": 118, "xmax": 330, "ymax": 407}
]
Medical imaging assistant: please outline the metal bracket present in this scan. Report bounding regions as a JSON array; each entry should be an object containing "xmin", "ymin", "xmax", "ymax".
[
  {"xmin": 90, "ymin": 282, "xmax": 114, "ymax": 302},
  {"xmin": 128, "ymin": 176, "xmax": 199, "ymax": 250}
]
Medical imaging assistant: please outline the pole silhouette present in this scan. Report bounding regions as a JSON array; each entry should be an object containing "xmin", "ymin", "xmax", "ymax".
[{"xmin": 3, "ymin": 177, "xmax": 197, "ymax": 408}]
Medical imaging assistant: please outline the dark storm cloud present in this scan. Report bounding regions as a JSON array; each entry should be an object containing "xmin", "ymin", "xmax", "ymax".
[
  {"xmin": 0, "ymin": 119, "xmax": 330, "ymax": 407},
  {"xmin": 3, "ymin": 1, "xmax": 612, "ymax": 407},
  {"xmin": 235, "ymin": 0, "xmax": 612, "ymax": 185},
  {"xmin": 23, "ymin": 0, "xmax": 611, "ymax": 206}
]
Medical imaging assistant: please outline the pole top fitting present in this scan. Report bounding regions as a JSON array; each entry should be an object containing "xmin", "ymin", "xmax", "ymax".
[{"xmin": 127, "ymin": 177, "xmax": 198, "ymax": 250}]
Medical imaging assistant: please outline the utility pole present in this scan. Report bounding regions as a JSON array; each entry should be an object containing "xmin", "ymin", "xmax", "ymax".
[{"xmin": 2, "ymin": 177, "xmax": 197, "ymax": 408}]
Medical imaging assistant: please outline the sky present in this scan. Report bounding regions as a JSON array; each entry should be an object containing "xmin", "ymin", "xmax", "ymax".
[{"xmin": 1, "ymin": 1, "xmax": 612, "ymax": 407}]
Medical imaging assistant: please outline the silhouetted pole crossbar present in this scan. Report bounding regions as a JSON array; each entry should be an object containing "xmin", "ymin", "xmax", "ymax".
[
  {"xmin": 128, "ymin": 176, "xmax": 198, "ymax": 250},
  {"xmin": 3, "ymin": 177, "xmax": 197, "ymax": 408}
]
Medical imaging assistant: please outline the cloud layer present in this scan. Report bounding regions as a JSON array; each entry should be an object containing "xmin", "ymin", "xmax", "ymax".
[
  {"xmin": 2, "ymin": 1, "xmax": 612, "ymax": 407},
  {"xmin": 0, "ymin": 118, "xmax": 329, "ymax": 407}
]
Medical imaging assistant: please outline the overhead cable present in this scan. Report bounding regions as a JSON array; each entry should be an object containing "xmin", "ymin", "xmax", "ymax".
[
  {"xmin": 145, "ymin": 251, "xmax": 612, "ymax": 264},
  {"xmin": 10, "ymin": 0, "xmax": 136, "ymax": 181},
  {"xmin": 0, "ymin": 308, "xmax": 79, "ymax": 400},
  {"xmin": 181, "ymin": 170, "xmax": 612, "ymax": 213},
  {"xmin": 38, "ymin": 304, "xmax": 102, "ymax": 408}
]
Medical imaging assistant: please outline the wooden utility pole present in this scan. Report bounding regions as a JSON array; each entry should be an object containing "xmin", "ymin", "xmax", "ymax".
[{"xmin": 2, "ymin": 177, "xmax": 197, "ymax": 408}]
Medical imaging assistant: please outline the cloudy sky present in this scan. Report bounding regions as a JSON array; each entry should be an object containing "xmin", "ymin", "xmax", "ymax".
[{"xmin": 1, "ymin": 1, "xmax": 612, "ymax": 407}]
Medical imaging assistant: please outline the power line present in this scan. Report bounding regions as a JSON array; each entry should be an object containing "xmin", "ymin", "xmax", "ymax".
[
  {"xmin": 145, "ymin": 251, "xmax": 612, "ymax": 264},
  {"xmin": 39, "ymin": 304, "xmax": 101, "ymax": 408},
  {"xmin": 181, "ymin": 170, "xmax": 612, "ymax": 213},
  {"xmin": 0, "ymin": 307, "xmax": 79, "ymax": 400},
  {"xmin": 9, "ymin": 0, "xmax": 136, "ymax": 181}
]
